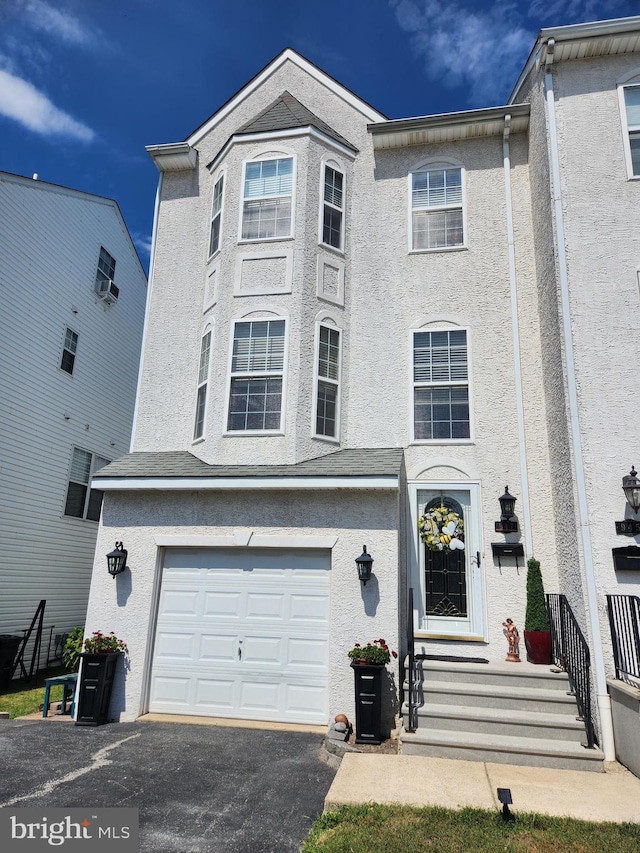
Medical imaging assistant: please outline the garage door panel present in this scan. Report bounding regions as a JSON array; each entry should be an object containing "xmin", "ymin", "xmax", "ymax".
[{"xmin": 150, "ymin": 548, "xmax": 330, "ymax": 724}]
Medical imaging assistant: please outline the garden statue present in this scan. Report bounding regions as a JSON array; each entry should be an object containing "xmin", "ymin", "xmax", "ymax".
[{"xmin": 502, "ymin": 618, "xmax": 521, "ymax": 662}]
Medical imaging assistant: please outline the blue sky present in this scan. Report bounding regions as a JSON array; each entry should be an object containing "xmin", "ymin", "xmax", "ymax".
[{"xmin": 0, "ymin": 0, "xmax": 637, "ymax": 267}]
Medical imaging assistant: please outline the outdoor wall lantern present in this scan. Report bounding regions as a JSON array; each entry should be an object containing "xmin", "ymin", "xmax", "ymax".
[
  {"xmin": 616, "ymin": 467, "xmax": 640, "ymax": 536},
  {"xmin": 106, "ymin": 542, "xmax": 128, "ymax": 578},
  {"xmin": 355, "ymin": 545, "xmax": 373, "ymax": 585},
  {"xmin": 495, "ymin": 487, "xmax": 518, "ymax": 534}
]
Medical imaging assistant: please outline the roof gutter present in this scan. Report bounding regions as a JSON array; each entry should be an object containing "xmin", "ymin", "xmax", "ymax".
[{"xmin": 93, "ymin": 475, "xmax": 399, "ymax": 491}]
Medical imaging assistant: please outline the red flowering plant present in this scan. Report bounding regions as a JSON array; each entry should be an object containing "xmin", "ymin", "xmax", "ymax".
[
  {"xmin": 83, "ymin": 631, "xmax": 128, "ymax": 655},
  {"xmin": 347, "ymin": 638, "xmax": 398, "ymax": 665}
]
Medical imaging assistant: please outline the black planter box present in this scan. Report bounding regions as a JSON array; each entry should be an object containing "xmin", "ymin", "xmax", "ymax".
[
  {"xmin": 351, "ymin": 662, "xmax": 383, "ymax": 745},
  {"xmin": 75, "ymin": 652, "xmax": 121, "ymax": 726}
]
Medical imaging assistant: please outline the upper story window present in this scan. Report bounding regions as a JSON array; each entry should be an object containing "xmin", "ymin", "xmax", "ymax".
[
  {"xmin": 60, "ymin": 327, "xmax": 78, "ymax": 375},
  {"xmin": 227, "ymin": 319, "xmax": 286, "ymax": 432},
  {"xmin": 410, "ymin": 164, "xmax": 464, "ymax": 251},
  {"xmin": 314, "ymin": 323, "xmax": 341, "ymax": 440},
  {"xmin": 96, "ymin": 246, "xmax": 116, "ymax": 284},
  {"xmin": 193, "ymin": 329, "xmax": 212, "ymax": 441},
  {"xmin": 64, "ymin": 447, "xmax": 110, "ymax": 521},
  {"xmin": 412, "ymin": 328, "xmax": 470, "ymax": 441},
  {"xmin": 621, "ymin": 83, "xmax": 640, "ymax": 177},
  {"xmin": 241, "ymin": 157, "xmax": 294, "ymax": 241},
  {"xmin": 209, "ymin": 174, "xmax": 225, "ymax": 257},
  {"xmin": 321, "ymin": 164, "xmax": 344, "ymax": 250}
]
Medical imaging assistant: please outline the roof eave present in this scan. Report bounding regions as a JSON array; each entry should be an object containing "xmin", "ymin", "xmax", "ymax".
[{"xmin": 146, "ymin": 142, "xmax": 198, "ymax": 172}]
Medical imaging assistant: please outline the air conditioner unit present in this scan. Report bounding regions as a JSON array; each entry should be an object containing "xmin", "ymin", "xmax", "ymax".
[{"xmin": 95, "ymin": 278, "xmax": 120, "ymax": 304}]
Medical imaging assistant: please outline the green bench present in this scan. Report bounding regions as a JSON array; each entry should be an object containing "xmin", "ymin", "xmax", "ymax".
[{"xmin": 42, "ymin": 673, "xmax": 78, "ymax": 718}]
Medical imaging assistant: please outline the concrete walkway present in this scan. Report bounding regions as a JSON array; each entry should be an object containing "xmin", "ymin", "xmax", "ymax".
[{"xmin": 325, "ymin": 754, "xmax": 640, "ymax": 823}]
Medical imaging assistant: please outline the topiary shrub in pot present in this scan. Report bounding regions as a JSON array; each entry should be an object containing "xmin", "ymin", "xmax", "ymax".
[{"xmin": 524, "ymin": 557, "xmax": 552, "ymax": 664}]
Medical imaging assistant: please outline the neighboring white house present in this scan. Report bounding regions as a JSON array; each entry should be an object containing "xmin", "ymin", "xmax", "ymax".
[
  {"xmin": 85, "ymin": 16, "xmax": 640, "ymax": 766},
  {"xmin": 0, "ymin": 172, "xmax": 147, "ymax": 660}
]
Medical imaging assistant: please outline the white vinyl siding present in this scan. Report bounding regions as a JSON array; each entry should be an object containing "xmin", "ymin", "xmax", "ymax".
[
  {"xmin": 227, "ymin": 319, "xmax": 286, "ymax": 431},
  {"xmin": 193, "ymin": 330, "xmax": 212, "ymax": 440},
  {"xmin": 64, "ymin": 448, "xmax": 110, "ymax": 521},
  {"xmin": 314, "ymin": 325, "xmax": 341, "ymax": 439},
  {"xmin": 241, "ymin": 157, "xmax": 293, "ymax": 240},
  {"xmin": 623, "ymin": 85, "xmax": 640, "ymax": 176},
  {"xmin": 411, "ymin": 166, "xmax": 464, "ymax": 250},
  {"xmin": 321, "ymin": 165, "xmax": 344, "ymax": 250},
  {"xmin": 60, "ymin": 327, "xmax": 78, "ymax": 375},
  {"xmin": 413, "ymin": 329, "xmax": 470, "ymax": 441},
  {"xmin": 208, "ymin": 174, "xmax": 224, "ymax": 257}
]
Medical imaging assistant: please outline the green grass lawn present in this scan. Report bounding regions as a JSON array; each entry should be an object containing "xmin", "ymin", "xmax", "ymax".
[
  {"xmin": 302, "ymin": 804, "xmax": 640, "ymax": 853},
  {"xmin": 0, "ymin": 667, "xmax": 70, "ymax": 718}
]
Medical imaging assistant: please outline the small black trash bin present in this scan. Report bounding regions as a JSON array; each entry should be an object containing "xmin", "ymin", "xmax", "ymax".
[{"xmin": 0, "ymin": 635, "xmax": 21, "ymax": 691}]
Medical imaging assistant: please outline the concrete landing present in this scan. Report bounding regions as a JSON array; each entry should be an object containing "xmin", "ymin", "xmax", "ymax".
[{"xmin": 325, "ymin": 754, "xmax": 640, "ymax": 823}]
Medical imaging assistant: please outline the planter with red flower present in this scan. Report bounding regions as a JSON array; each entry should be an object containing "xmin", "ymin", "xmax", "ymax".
[
  {"xmin": 75, "ymin": 631, "xmax": 127, "ymax": 727},
  {"xmin": 347, "ymin": 639, "xmax": 397, "ymax": 745}
]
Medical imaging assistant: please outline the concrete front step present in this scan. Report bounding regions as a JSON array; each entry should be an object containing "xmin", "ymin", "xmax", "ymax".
[
  {"xmin": 414, "ymin": 659, "xmax": 571, "ymax": 691},
  {"xmin": 400, "ymin": 729, "xmax": 605, "ymax": 772},
  {"xmin": 419, "ymin": 679, "xmax": 579, "ymax": 714}
]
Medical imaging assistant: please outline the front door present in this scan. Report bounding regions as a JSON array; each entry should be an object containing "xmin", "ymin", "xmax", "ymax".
[{"xmin": 412, "ymin": 484, "xmax": 484, "ymax": 639}]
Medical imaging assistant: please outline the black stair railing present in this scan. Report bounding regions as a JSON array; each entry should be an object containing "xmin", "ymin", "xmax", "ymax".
[
  {"xmin": 404, "ymin": 587, "xmax": 417, "ymax": 732},
  {"xmin": 606, "ymin": 595, "xmax": 640, "ymax": 688},
  {"xmin": 546, "ymin": 594, "xmax": 596, "ymax": 748}
]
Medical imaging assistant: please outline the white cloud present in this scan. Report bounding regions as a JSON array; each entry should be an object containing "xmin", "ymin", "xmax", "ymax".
[
  {"xmin": 133, "ymin": 233, "xmax": 153, "ymax": 256},
  {"xmin": 0, "ymin": 67, "xmax": 94, "ymax": 141},
  {"xmin": 527, "ymin": 1, "xmax": 614, "ymax": 21},
  {"xmin": 21, "ymin": 0, "xmax": 97, "ymax": 46},
  {"xmin": 390, "ymin": 0, "xmax": 535, "ymax": 105}
]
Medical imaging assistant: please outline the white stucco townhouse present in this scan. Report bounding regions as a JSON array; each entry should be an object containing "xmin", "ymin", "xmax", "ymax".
[{"xmin": 86, "ymin": 16, "xmax": 640, "ymax": 768}]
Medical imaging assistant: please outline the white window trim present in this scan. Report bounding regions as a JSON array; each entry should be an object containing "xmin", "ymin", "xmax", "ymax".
[
  {"xmin": 617, "ymin": 72, "xmax": 640, "ymax": 181},
  {"xmin": 207, "ymin": 169, "xmax": 226, "ymax": 261},
  {"xmin": 237, "ymin": 152, "xmax": 297, "ymax": 244},
  {"xmin": 63, "ymin": 446, "xmax": 110, "ymax": 522},
  {"xmin": 409, "ymin": 325, "xmax": 474, "ymax": 445},
  {"xmin": 318, "ymin": 158, "xmax": 346, "ymax": 255},
  {"xmin": 312, "ymin": 319, "xmax": 342, "ymax": 443},
  {"xmin": 58, "ymin": 325, "xmax": 79, "ymax": 377},
  {"xmin": 407, "ymin": 159, "xmax": 467, "ymax": 254},
  {"xmin": 223, "ymin": 314, "xmax": 289, "ymax": 435},
  {"xmin": 192, "ymin": 325, "xmax": 213, "ymax": 444}
]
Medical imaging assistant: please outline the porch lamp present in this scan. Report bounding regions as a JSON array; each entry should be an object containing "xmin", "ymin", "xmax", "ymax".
[
  {"xmin": 106, "ymin": 542, "xmax": 127, "ymax": 578},
  {"xmin": 622, "ymin": 466, "xmax": 640, "ymax": 514},
  {"xmin": 355, "ymin": 545, "xmax": 373, "ymax": 585},
  {"xmin": 495, "ymin": 487, "xmax": 518, "ymax": 534}
]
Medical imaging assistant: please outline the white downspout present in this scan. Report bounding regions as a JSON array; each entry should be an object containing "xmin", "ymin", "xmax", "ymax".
[
  {"xmin": 130, "ymin": 172, "xmax": 163, "ymax": 451},
  {"xmin": 544, "ymin": 46, "xmax": 615, "ymax": 760},
  {"xmin": 502, "ymin": 116, "xmax": 533, "ymax": 556}
]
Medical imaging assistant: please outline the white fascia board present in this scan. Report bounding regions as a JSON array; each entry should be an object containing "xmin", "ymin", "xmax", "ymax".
[
  {"xmin": 146, "ymin": 142, "xmax": 197, "ymax": 172},
  {"xmin": 93, "ymin": 476, "xmax": 398, "ymax": 491},
  {"xmin": 154, "ymin": 534, "xmax": 339, "ymax": 549},
  {"xmin": 208, "ymin": 127, "xmax": 356, "ymax": 173},
  {"xmin": 187, "ymin": 48, "xmax": 385, "ymax": 148}
]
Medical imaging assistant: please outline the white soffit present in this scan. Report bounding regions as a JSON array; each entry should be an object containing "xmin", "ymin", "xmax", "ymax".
[
  {"xmin": 146, "ymin": 143, "xmax": 197, "ymax": 172},
  {"xmin": 368, "ymin": 105, "xmax": 530, "ymax": 150}
]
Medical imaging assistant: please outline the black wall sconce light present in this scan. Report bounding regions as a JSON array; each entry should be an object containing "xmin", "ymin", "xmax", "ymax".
[
  {"xmin": 106, "ymin": 541, "xmax": 128, "ymax": 578},
  {"xmin": 355, "ymin": 545, "xmax": 373, "ymax": 585},
  {"xmin": 615, "ymin": 466, "xmax": 640, "ymax": 536},
  {"xmin": 495, "ymin": 486, "xmax": 518, "ymax": 534}
]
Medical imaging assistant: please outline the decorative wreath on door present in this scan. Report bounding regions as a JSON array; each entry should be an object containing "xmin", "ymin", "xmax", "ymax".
[{"xmin": 418, "ymin": 505, "xmax": 465, "ymax": 553}]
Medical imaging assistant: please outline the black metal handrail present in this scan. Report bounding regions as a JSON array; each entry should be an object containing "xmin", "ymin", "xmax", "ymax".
[
  {"xmin": 546, "ymin": 594, "xmax": 596, "ymax": 747},
  {"xmin": 404, "ymin": 587, "xmax": 417, "ymax": 732},
  {"xmin": 606, "ymin": 594, "xmax": 640, "ymax": 688}
]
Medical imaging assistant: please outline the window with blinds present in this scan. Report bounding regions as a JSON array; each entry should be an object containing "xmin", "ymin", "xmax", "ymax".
[
  {"xmin": 241, "ymin": 157, "xmax": 293, "ymax": 240},
  {"xmin": 413, "ymin": 329, "xmax": 470, "ymax": 441},
  {"xmin": 227, "ymin": 319, "xmax": 286, "ymax": 431},
  {"xmin": 315, "ymin": 324, "xmax": 341, "ymax": 439},
  {"xmin": 193, "ymin": 330, "xmax": 212, "ymax": 440},
  {"xmin": 623, "ymin": 85, "xmax": 640, "ymax": 176},
  {"xmin": 411, "ymin": 165, "xmax": 464, "ymax": 250},
  {"xmin": 321, "ymin": 165, "xmax": 344, "ymax": 250},
  {"xmin": 64, "ymin": 448, "xmax": 110, "ymax": 521},
  {"xmin": 209, "ymin": 174, "xmax": 224, "ymax": 257}
]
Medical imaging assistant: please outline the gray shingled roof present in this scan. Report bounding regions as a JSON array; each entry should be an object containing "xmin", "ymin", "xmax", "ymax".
[
  {"xmin": 94, "ymin": 448, "xmax": 403, "ymax": 480},
  {"xmin": 236, "ymin": 91, "xmax": 357, "ymax": 152}
]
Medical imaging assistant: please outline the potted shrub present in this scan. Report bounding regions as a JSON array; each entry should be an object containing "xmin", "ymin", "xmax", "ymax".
[
  {"xmin": 75, "ymin": 631, "xmax": 127, "ymax": 727},
  {"xmin": 348, "ymin": 639, "xmax": 397, "ymax": 744},
  {"xmin": 524, "ymin": 557, "xmax": 552, "ymax": 664}
]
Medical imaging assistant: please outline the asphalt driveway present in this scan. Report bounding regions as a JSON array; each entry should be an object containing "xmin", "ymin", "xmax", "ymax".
[{"xmin": 0, "ymin": 719, "xmax": 335, "ymax": 852}]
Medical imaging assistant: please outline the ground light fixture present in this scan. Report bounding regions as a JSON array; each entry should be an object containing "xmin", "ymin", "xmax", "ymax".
[
  {"xmin": 355, "ymin": 545, "xmax": 373, "ymax": 585},
  {"xmin": 495, "ymin": 486, "xmax": 518, "ymax": 533},
  {"xmin": 106, "ymin": 542, "xmax": 127, "ymax": 578},
  {"xmin": 497, "ymin": 788, "xmax": 515, "ymax": 822}
]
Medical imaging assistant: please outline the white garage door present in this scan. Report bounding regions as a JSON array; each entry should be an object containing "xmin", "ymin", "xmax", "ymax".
[{"xmin": 149, "ymin": 548, "xmax": 331, "ymax": 724}]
